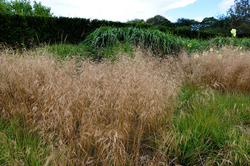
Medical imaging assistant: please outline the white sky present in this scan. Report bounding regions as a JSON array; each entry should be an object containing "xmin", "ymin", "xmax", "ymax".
[
  {"xmin": 218, "ymin": 0, "xmax": 234, "ymax": 11},
  {"xmin": 34, "ymin": 0, "xmax": 235, "ymax": 22}
]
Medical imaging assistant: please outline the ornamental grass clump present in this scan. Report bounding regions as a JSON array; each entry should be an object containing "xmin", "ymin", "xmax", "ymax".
[
  {"xmin": 0, "ymin": 48, "xmax": 183, "ymax": 165},
  {"xmin": 184, "ymin": 46, "xmax": 250, "ymax": 94},
  {"xmin": 83, "ymin": 26, "xmax": 184, "ymax": 56}
]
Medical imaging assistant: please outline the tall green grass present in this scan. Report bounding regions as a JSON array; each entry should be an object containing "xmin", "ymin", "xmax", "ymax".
[
  {"xmin": 82, "ymin": 27, "xmax": 250, "ymax": 58},
  {"xmin": 83, "ymin": 26, "xmax": 184, "ymax": 56},
  {"xmin": 168, "ymin": 84, "xmax": 250, "ymax": 165},
  {"xmin": 46, "ymin": 43, "xmax": 90, "ymax": 59},
  {"xmin": 0, "ymin": 114, "xmax": 53, "ymax": 165}
]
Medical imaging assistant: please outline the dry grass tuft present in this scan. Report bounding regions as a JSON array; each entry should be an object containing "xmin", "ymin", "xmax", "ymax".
[
  {"xmin": 0, "ymin": 49, "xmax": 183, "ymax": 165},
  {"xmin": 180, "ymin": 46, "xmax": 250, "ymax": 94}
]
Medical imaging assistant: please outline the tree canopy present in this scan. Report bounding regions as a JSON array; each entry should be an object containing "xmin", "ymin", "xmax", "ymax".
[
  {"xmin": 0, "ymin": 0, "xmax": 53, "ymax": 17},
  {"xmin": 198, "ymin": 15, "xmax": 231, "ymax": 34},
  {"xmin": 227, "ymin": 0, "xmax": 250, "ymax": 33},
  {"xmin": 127, "ymin": 18, "xmax": 146, "ymax": 24},
  {"xmin": 146, "ymin": 15, "xmax": 173, "ymax": 27},
  {"xmin": 175, "ymin": 18, "xmax": 200, "ymax": 30},
  {"xmin": 0, "ymin": 0, "xmax": 10, "ymax": 14}
]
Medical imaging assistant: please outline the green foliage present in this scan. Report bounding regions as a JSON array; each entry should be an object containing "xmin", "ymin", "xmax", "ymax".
[
  {"xmin": 0, "ymin": 0, "xmax": 11, "ymax": 15},
  {"xmin": 191, "ymin": 15, "xmax": 232, "ymax": 34},
  {"xmin": 1, "ymin": 0, "xmax": 53, "ymax": 17},
  {"xmin": 200, "ymin": 17, "xmax": 217, "ymax": 29},
  {"xmin": 0, "ymin": 115, "xmax": 52, "ymax": 165},
  {"xmin": 175, "ymin": 18, "xmax": 200, "ymax": 31},
  {"xmin": 0, "ymin": 14, "xmax": 34, "ymax": 50},
  {"xmin": 45, "ymin": 40, "xmax": 134, "ymax": 62},
  {"xmin": 212, "ymin": 14, "xmax": 231, "ymax": 34},
  {"xmin": 149, "ymin": 25, "xmax": 172, "ymax": 33},
  {"xmin": 32, "ymin": 1, "xmax": 52, "ymax": 17},
  {"xmin": 171, "ymin": 84, "xmax": 250, "ymax": 165},
  {"xmin": 0, "ymin": 14, "xmax": 94, "ymax": 49},
  {"xmin": 227, "ymin": 0, "xmax": 250, "ymax": 34},
  {"xmin": 127, "ymin": 18, "xmax": 146, "ymax": 24},
  {"xmin": 46, "ymin": 43, "xmax": 90, "ymax": 59},
  {"xmin": 6, "ymin": 0, "xmax": 33, "ymax": 16},
  {"xmin": 83, "ymin": 26, "xmax": 183, "ymax": 56},
  {"xmin": 175, "ymin": 25, "xmax": 191, "ymax": 31},
  {"xmin": 146, "ymin": 15, "xmax": 173, "ymax": 27},
  {"xmin": 81, "ymin": 26, "xmax": 250, "ymax": 59},
  {"xmin": 184, "ymin": 15, "xmax": 231, "ymax": 34},
  {"xmin": 0, "ymin": 13, "xmax": 234, "ymax": 51},
  {"xmin": 0, "ymin": 14, "xmax": 154, "ymax": 49},
  {"xmin": 97, "ymin": 42, "xmax": 135, "ymax": 62}
]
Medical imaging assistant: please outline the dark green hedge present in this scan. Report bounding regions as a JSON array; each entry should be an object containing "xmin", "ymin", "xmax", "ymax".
[
  {"xmin": 0, "ymin": 14, "xmax": 94, "ymax": 48},
  {"xmin": 173, "ymin": 29, "xmax": 231, "ymax": 39},
  {"xmin": 0, "ymin": 14, "xmax": 232, "ymax": 49},
  {"xmin": 237, "ymin": 34, "xmax": 250, "ymax": 38}
]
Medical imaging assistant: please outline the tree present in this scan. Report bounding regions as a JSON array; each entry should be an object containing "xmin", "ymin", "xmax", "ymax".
[
  {"xmin": 213, "ymin": 14, "xmax": 231, "ymax": 33},
  {"xmin": 175, "ymin": 18, "xmax": 200, "ymax": 30},
  {"xmin": 200, "ymin": 17, "xmax": 217, "ymax": 29},
  {"xmin": 127, "ymin": 18, "xmax": 146, "ymax": 24},
  {"xmin": 0, "ymin": 0, "xmax": 11, "ymax": 14},
  {"xmin": 0, "ymin": 0, "xmax": 53, "ymax": 17},
  {"xmin": 227, "ymin": 0, "xmax": 250, "ymax": 33},
  {"xmin": 198, "ymin": 15, "xmax": 231, "ymax": 34},
  {"xmin": 32, "ymin": 1, "xmax": 52, "ymax": 17},
  {"xmin": 6, "ymin": 0, "xmax": 33, "ymax": 15},
  {"xmin": 146, "ymin": 15, "xmax": 173, "ymax": 27}
]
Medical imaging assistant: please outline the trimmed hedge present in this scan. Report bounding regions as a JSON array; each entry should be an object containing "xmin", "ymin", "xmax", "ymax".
[{"xmin": 0, "ymin": 14, "xmax": 231, "ymax": 49}]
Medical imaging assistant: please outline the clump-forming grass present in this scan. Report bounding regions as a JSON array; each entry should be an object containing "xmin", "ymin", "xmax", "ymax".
[
  {"xmin": 172, "ymin": 84, "xmax": 250, "ymax": 165},
  {"xmin": 0, "ymin": 114, "xmax": 52, "ymax": 165},
  {"xmin": 0, "ymin": 46, "xmax": 250, "ymax": 165},
  {"xmin": 83, "ymin": 27, "xmax": 184, "ymax": 56},
  {"xmin": 183, "ymin": 46, "xmax": 250, "ymax": 94},
  {"xmin": 0, "ymin": 48, "xmax": 183, "ymax": 165}
]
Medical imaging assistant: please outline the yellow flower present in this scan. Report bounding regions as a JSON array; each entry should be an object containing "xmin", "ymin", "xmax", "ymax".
[
  {"xmin": 231, "ymin": 29, "xmax": 236, "ymax": 37},
  {"xmin": 202, "ymin": 52, "xmax": 207, "ymax": 57},
  {"xmin": 217, "ymin": 54, "xmax": 222, "ymax": 60},
  {"xmin": 216, "ymin": 51, "xmax": 219, "ymax": 53},
  {"xmin": 210, "ymin": 48, "xmax": 213, "ymax": 52},
  {"xmin": 239, "ymin": 52, "xmax": 243, "ymax": 56},
  {"xmin": 188, "ymin": 43, "xmax": 192, "ymax": 48},
  {"xmin": 240, "ymin": 47, "xmax": 243, "ymax": 50},
  {"xmin": 194, "ymin": 54, "xmax": 199, "ymax": 59}
]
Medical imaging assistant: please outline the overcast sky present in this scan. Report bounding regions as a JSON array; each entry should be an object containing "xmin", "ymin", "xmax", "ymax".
[{"xmin": 34, "ymin": 0, "xmax": 235, "ymax": 22}]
